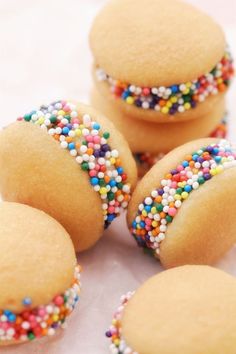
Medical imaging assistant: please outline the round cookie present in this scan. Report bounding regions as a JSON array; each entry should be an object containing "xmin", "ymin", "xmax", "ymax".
[
  {"xmin": 91, "ymin": 87, "xmax": 226, "ymax": 154},
  {"xmin": 134, "ymin": 117, "xmax": 228, "ymax": 177},
  {"xmin": 0, "ymin": 202, "xmax": 81, "ymax": 345},
  {"xmin": 127, "ymin": 138, "xmax": 236, "ymax": 268},
  {"xmin": 90, "ymin": 0, "xmax": 234, "ymax": 123},
  {"xmin": 106, "ymin": 265, "xmax": 236, "ymax": 354},
  {"xmin": 0, "ymin": 100, "xmax": 137, "ymax": 252}
]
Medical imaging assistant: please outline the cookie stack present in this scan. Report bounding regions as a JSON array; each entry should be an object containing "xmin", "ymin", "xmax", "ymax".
[{"xmin": 89, "ymin": 0, "xmax": 234, "ymax": 176}]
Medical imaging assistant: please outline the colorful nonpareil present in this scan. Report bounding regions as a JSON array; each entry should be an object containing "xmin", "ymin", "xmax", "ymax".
[
  {"xmin": 96, "ymin": 51, "xmax": 234, "ymax": 116},
  {"xmin": 131, "ymin": 140, "xmax": 236, "ymax": 257},
  {"xmin": 106, "ymin": 292, "xmax": 135, "ymax": 354},
  {"xmin": 0, "ymin": 266, "xmax": 81, "ymax": 343},
  {"xmin": 17, "ymin": 100, "xmax": 131, "ymax": 228}
]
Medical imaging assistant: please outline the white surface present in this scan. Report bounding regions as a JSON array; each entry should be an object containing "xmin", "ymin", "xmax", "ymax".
[{"xmin": 0, "ymin": 1, "xmax": 235, "ymax": 353}]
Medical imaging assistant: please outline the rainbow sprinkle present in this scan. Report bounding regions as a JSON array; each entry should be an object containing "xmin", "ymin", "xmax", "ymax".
[
  {"xmin": 0, "ymin": 265, "xmax": 81, "ymax": 343},
  {"xmin": 17, "ymin": 100, "xmax": 131, "ymax": 228},
  {"xmin": 96, "ymin": 51, "xmax": 234, "ymax": 116},
  {"xmin": 106, "ymin": 292, "xmax": 136, "ymax": 354},
  {"xmin": 131, "ymin": 140, "xmax": 236, "ymax": 257},
  {"xmin": 134, "ymin": 118, "xmax": 228, "ymax": 176}
]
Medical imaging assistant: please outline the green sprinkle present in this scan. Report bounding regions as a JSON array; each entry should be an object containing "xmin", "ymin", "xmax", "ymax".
[
  {"xmin": 50, "ymin": 115, "xmax": 57, "ymax": 123},
  {"xmin": 117, "ymin": 182, "xmax": 123, "ymax": 189},
  {"xmin": 81, "ymin": 162, "xmax": 89, "ymax": 171},
  {"xmin": 156, "ymin": 203, "xmax": 163, "ymax": 212},
  {"xmin": 166, "ymin": 215, "xmax": 173, "ymax": 223},
  {"xmin": 103, "ymin": 132, "xmax": 110, "ymax": 139},
  {"xmin": 24, "ymin": 114, "xmax": 32, "ymax": 122},
  {"xmin": 28, "ymin": 333, "xmax": 35, "ymax": 341},
  {"xmin": 99, "ymin": 178, "xmax": 106, "ymax": 187},
  {"xmin": 176, "ymin": 188, "xmax": 183, "ymax": 195},
  {"xmin": 107, "ymin": 192, "xmax": 115, "ymax": 201},
  {"xmin": 198, "ymin": 176, "xmax": 205, "ymax": 185}
]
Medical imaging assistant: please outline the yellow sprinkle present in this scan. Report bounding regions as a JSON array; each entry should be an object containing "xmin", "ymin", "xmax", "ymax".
[
  {"xmin": 38, "ymin": 117, "xmax": 45, "ymax": 124},
  {"xmin": 216, "ymin": 165, "xmax": 223, "ymax": 174},
  {"xmin": 100, "ymin": 187, "xmax": 107, "ymax": 195},
  {"xmin": 170, "ymin": 96, "xmax": 178, "ymax": 103},
  {"xmin": 161, "ymin": 107, "xmax": 169, "ymax": 114},
  {"xmin": 114, "ymin": 339, "xmax": 120, "ymax": 346},
  {"xmin": 210, "ymin": 169, "xmax": 217, "ymax": 176},
  {"xmin": 166, "ymin": 101, "xmax": 172, "ymax": 108},
  {"xmin": 75, "ymin": 129, "xmax": 81, "ymax": 136},
  {"xmin": 152, "ymin": 221, "xmax": 158, "ymax": 227},
  {"xmin": 110, "ymin": 157, "xmax": 116, "ymax": 165},
  {"xmin": 181, "ymin": 192, "xmax": 189, "ymax": 199},
  {"xmin": 217, "ymin": 78, "xmax": 223, "ymax": 84},
  {"xmin": 186, "ymin": 82, "xmax": 192, "ymax": 88},
  {"xmin": 151, "ymin": 207, "xmax": 157, "ymax": 214},
  {"xmin": 184, "ymin": 102, "xmax": 191, "ymax": 110},
  {"xmin": 53, "ymin": 315, "xmax": 59, "ymax": 322},
  {"xmin": 142, "ymin": 210, "xmax": 148, "ymax": 217},
  {"xmin": 183, "ymin": 89, "xmax": 190, "ymax": 95},
  {"xmin": 174, "ymin": 194, "xmax": 181, "ymax": 200},
  {"xmin": 126, "ymin": 97, "xmax": 134, "ymax": 104},
  {"xmin": 58, "ymin": 110, "xmax": 65, "ymax": 116}
]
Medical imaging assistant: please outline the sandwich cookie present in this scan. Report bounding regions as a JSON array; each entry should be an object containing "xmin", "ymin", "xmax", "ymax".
[
  {"xmin": 0, "ymin": 100, "xmax": 137, "ymax": 252},
  {"xmin": 128, "ymin": 138, "xmax": 236, "ymax": 268},
  {"xmin": 0, "ymin": 202, "xmax": 81, "ymax": 345},
  {"xmin": 106, "ymin": 266, "xmax": 236, "ymax": 354},
  {"xmin": 90, "ymin": 0, "xmax": 234, "ymax": 123}
]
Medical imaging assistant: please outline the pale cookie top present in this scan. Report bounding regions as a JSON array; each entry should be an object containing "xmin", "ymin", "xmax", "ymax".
[{"xmin": 90, "ymin": 0, "xmax": 226, "ymax": 87}]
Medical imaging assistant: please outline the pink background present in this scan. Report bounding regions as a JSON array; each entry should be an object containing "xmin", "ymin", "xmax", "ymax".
[{"xmin": 0, "ymin": 1, "xmax": 235, "ymax": 353}]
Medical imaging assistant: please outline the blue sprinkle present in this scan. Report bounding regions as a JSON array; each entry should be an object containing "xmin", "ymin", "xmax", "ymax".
[
  {"xmin": 182, "ymin": 160, "xmax": 189, "ymax": 168},
  {"xmin": 68, "ymin": 142, "xmax": 75, "ymax": 150},
  {"xmin": 171, "ymin": 85, "xmax": 179, "ymax": 94},
  {"xmin": 93, "ymin": 123, "xmax": 100, "ymax": 130},
  {"xmin": 90, "ymin": 177, "xmax": 99, "ymax": 186},
  {"xmin": 62, "ymin": 127, "xmax": 70, "ymax": 135},
  {"xmin": 145, "ymin": 206, "xmax": 151, "ymax": 212},
  {"xmin": 4, "ymin": 310, "xmax": 11, "ymax": 316},
  {"xmin": 215, "ymin": 156, "xmax": 222, "ymax": 163},
  {"xmin": 132, "ymin": 221, "xmax": 137, "ymax": 228},
  {"xmin": 192, "ymin": 154, "xmax": 199, "ymax": 161},
  {"xmin": 117, "ymin": 167, "xmax": 124, "ymax": 174},
  {"xmin": 140, "ymin": 221, "xmax": 145, "ymax": 228},
  {"xmin": 22, "ymin": 297, "xmax": 32, "ymax": 306},
  {"xmin": 107, "ymin": 214, "xmax": 115, "ymax": 222},
  {"xmin": 184, "ymin": 185, "xmax": 192, "ymax": 193},
  {"xmin": 8, "ymin": 313, "xmax": 16, "ymax": 322},
  {"xmin": 109, "ymin": 180, "xmax": 116, "ymax": 187},
  {"xmin": 212, "ymin": 148, "xmax": 219, "ymax": 155}
]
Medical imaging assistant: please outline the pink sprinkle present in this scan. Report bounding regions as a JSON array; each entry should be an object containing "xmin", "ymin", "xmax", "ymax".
[
  {"xmin": 168, "ymin": 208, "xmax": 177, "ymax": 216},
  {"xmin": 89, "ymin": 170, "xmax": 97, "ymax": 177},
  {"xmin": 88, "ymin": 142, "xmax": 94, "ymax": 149},
  {"xmin": 93, "ymin": 136, "xmax": 101, "ymax": 144},
  {"xmin": 170, "ymin": 181, "xmax": 177, "ymax": 188},
  {"xmin": 86, "ymin": 135, "xmax": 93, "ymax": 143},
  {"xmin": 63, "ymin": 105, "xmax": 70, "ymax": 112},
  {"xmin": 177, "ymin": 165, "xmax": 184, "ymax": 172},
  {"xmin": 38, "ymin": 308, "xmax": 46, "ymax": 318},
  {"xmin": 54, "ymin": 295, "xmax": 64, "ymax": 306},
  {"xmin": 72, "ymin": 118, "xmax": 79, "ymax": 124},
  {"xmin": 108, "ymin": 206, "xmax": 115, "ymax": 213},
  {"xmin": 145, "ymin": 218, "xmax": 152, "ymax": 226}
]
